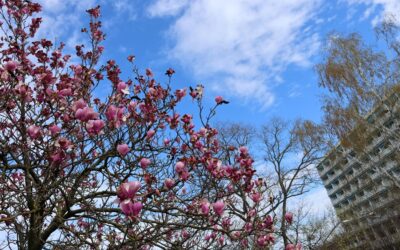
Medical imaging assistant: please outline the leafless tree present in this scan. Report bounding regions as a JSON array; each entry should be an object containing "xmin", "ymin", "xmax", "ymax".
[
  {"xmin": 260, "ymin": 118, "xmax": 327, "ymax": 247},
  {"xmin": 215, "ymin": 118, "xmax": 328, "ymax": 249}
]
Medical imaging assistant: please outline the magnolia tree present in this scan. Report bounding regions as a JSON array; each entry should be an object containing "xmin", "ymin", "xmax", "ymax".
[{"xmin": 0, "ymin": 1, "xmax": 285, "ymax": 249}]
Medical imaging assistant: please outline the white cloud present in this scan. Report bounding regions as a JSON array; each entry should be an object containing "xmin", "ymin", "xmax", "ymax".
[
  {"xmin": 148, "ymin": 0, "xmax": 321, "ymax": 109},
  {"xmin": 288, "ymin": 84, "xmax": 302, "ymax": 98},
  {"xmin": 36, "ymin": 0, "xmax": 97, "ymax": 48},
  {"xmin": 38, "ymin": 0, "xmax": 97, "ymax": 14},
  {"xmin": 300, "ymin": 187, "xmax": 333, "ymax": 214},
  {"xmin": 147, "ymin": 0, "xmax": 189, "ymax": 17},
  {"xmin": 112, "ymin": 0, "xmax": 137, "ymax": 20},
  {"xmin": 346, "ymin": 0, "xmax": 400, "ymax": 25}
]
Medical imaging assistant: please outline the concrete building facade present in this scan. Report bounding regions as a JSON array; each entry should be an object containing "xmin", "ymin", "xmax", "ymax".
[{"xmin": 316, "ymin": 93, "xmax": 400, "ymax": 249}]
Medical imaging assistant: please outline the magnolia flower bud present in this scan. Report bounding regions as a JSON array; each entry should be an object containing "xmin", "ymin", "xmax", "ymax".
[
  {"xmin": 27, "ymin": 125, "xmax": 41, "ymax": 139},
  {"xmin": 120, "ymin": 200, "xmax": 143, "ymax": 217},
  {"xmin": 49, "ymin": 124, "xmax": 61, "ymax": 135},
  {"xmin": 175, "ymin": 161, "xmax": 185, "ymax": 173},
  {"xmin": 215, "ymin": 96, "xmax": 223, "ymax": 104},
  {"xmin": 117, "ymin": 144, "xmax": 130, "ymax": 157},
  {"xmin": 5, "ymin": 61, "xmax": 18, "ymax": 72},
  {"xmin": 117, "ymin": 181, "xmax": 141, "ymax": 200},
  {"xmin": 212, "ymin": 200, "xmax": 225, "ymax": 216},
  {"xmin": 146, "ymin": 130, "xmax": 155, "ymax": 139},
  {"xmin": 200, "ymin": 200, "xmax": 210, "ymax": 215},
  {"xmin": 164, "ymin": 178, "xmax": 175, "ymax": 189},
  {"xmin": 140, "ymin": 158, "xmax": 151, "ymax": 169},
  {"xmin": 117, "ymin": 81, "xmax": 129, "ymax": 94},
  {"xmin": 250, "ymin": 192, "xmax": 262, "ymax": 203},
  {"xmin": 285, "ymin": 212, "xmax": 293, "ymax": 224}
]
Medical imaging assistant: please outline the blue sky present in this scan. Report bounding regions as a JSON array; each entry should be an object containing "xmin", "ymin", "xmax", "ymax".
[
  {"xmin": 36, "ymin": 0, "xmax": 400, "ymax": 126},
  {"xmin": 35, "ymin": 0, "xmax": 399, "ymax": 213}
]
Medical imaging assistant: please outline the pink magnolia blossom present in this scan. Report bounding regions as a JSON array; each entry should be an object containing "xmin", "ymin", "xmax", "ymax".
[
  {"xmin": 247, "ymin": 209, "xmax": 256, "ymax": 218},
  {"xmin": 58, "ymin": 88, "xmax": 72, "ymax": 96},
  {"xmin": 227, "ymin": 184, "xmax": 234, "ymax": 193},
  {"xmin": 285, "ymin": 243, "xmax": 302, "ymax": 250},
  {"xmin": 105, "ymin": 105, "xmax": 118, "ymax": 121},
  {"xmin": 146, "ymin": 130, "xmax": 155, "ymax": 140},
  {"xmin": 117, "ymin": 81, "xmax": 129, "ymax": 94},
  {"xmin": 72, "ymin": 99, "xmax": 87, "ymax": 111},
  {"xmin": 77, "ymin": 218, "xmax": 90, "ymax": 228},
  {"xmin": 146, "ymin": 68, "xmax": 153, "ymax": 78},
  {"xmin": 27, "ymin": 125, "xmax": 41, "ymax": 139},
  {"xmin": 257, "ymin": 236, "xmax": 268, "ymax": 247},
  {"xmin": 181, "ymin": 230, "xmax": 189, "ymax": 239},
  {"xmin": 163, "ymin": 138, "xmax": 170, "ymax": 145},
  {"xmin": 265, "ymin": 215, "xmax": 273, "ymax": 228},
  {"xmin": 250, "ymin": 192, "xmax": 262, "ymax": 203},
  {"xmin": 57, "ymin": 138, "xmax": 71, "ymax": 150},
  {"xmin": 215, "ymin": 96, "xmax": 223, "ymax": 104},
  {"xmin": 164, "ymin": 178, "xmax": 175, "ymax": 189},
  {"xmin": 239, "ymin": 146, "xmax": 248, "ymax": 154},
  {"xmin": 128, "ymin": 101, "xmax": 137, "ymax": 111},
  {"xmin": 285, "ymin": 212, "xmax": 293, "ymax": 224},
  {"xmin": 117, "ymin": 144, "xmax": 130, "ymax": 157},
  {"xmin": 75, "ymin": 108, "xmax": 86, "ymax": 121},
  {"xmin": 266, "ymin": 234, "xmax": 275, "ymax": 244},
  {"xmin": 50, "ymin": 152, "xmax": 63, "ymax": 165},
  {"xmin": 212, "ymin": 200, "xmax": 225, "ymax": 216},
  {"xmin": 140, "ymin": 158, "xmax": 151, "ymax": 169},
  {"xmin": 218, "ymin": 236, "xmax": 224, "ymax": 245},
  {"xmin": 127, "ymin": 55, "xmax": 135, "ymax": 62},
  {"xmin": 117, "ymin": 181, "xmax": 141, "ymax": 200},
  {"xmin": 222, "ymin": 218, "xmax": 231, "ymax": 229},
  {"xmin": 244, "ymin": 222, "xmax": 252, "ymax": 232},
  {"xmin": 75, "ymin": 107, "xmax": 98, "ymax": 122},
  {"xmin": 15, "ymin": 84, "xmax": 28, "ymax": 96},
  {"xmin": 86, "ymin": 119, "xmax": 105, "ymax": 135},
  {"xmin": 49, "ymin": 124, "xmax": 61, "ymax": 135},
  {"xmin": 175, "ymin": 89, "xmax": 186, "ymax": 101},
  {"xmin": 11, "ymin": 172, "xmax": 24, "ymax": 182},
  {"xmin": 165, "ymin": 68, "xmax": 175, "ymax": 76},
  {"xmin": 106, "ymin": 105, "xmax": 125, "ymax": 128},
  {"xmin": 175, "ymin": 161, "xmax": 185, "ymax": 173},
  {"xmin": 179, "ymin": 170, "xmax": 190, "ymax": 181},
  {"xmin": 200, "ymin": 200, "xmax": 210, "ymax": 215},
  {"xmin": 120, "ymin": 200, "xmax": 143, "ymax": 217},
  {"xmin": 87, "ymin": 5, "xmax": 100, "ymax": 18},
  {"xmin": 4, "ymin": 61, "xmax": 18, "ymax": 71},
  {"xmin": 233, "ymin": 231, "xmax": 241, "ymax": 239},
  {"xmin": 175, "ymin": 88, "xmax": 186, "ymax": 101}
]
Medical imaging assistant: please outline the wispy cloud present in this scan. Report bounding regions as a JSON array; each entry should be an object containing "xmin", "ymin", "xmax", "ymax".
[
  {"xmin": 346, "ymin": 0, "xmax": 400, "ymax": 25},
  {"xmin": 36, "ymin": 0, "xmax": 138, "ymax": 53},
  {"xmin": 147, "ymin": 0, "xmax": 189, "ymax": 17},
  {"xmin": 148, "ymin": 0, "xmax": 321, "ymax": 109},
  {"xmin": 112, "ymin": 0, "xmax": 137, "ymax": 21},
  {"xmin": 299, "ymin": 187, "xmax": 332, "ymax": 214},
  {"xmin": 288, "ymin": 84, "xmax": 303, "ymax": 98},
  {"xmin": 36, "ymin": 0, "xmax": 97, "ymax": 48}
]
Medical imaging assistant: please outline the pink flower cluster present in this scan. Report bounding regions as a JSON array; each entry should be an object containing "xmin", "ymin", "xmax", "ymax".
[
  {"xmin": 72, "ymin": 99, "xmax": 104, "ymax": 135},
  {"xmin": 286, "ymin": 243, "xmax": 302, "ymax": 250},
  {"xmin": 175, "ymin": 161, "xmax": 190, "ymax": 181},
  {"xmin": 117, "ymin": 181, "xmax": 143, "ymax": 218}
]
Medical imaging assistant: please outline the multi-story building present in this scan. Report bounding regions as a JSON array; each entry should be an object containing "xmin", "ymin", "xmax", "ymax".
[{"xmin": 316, "ymin": 92, "xmax": 400, "ymax": 249}]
